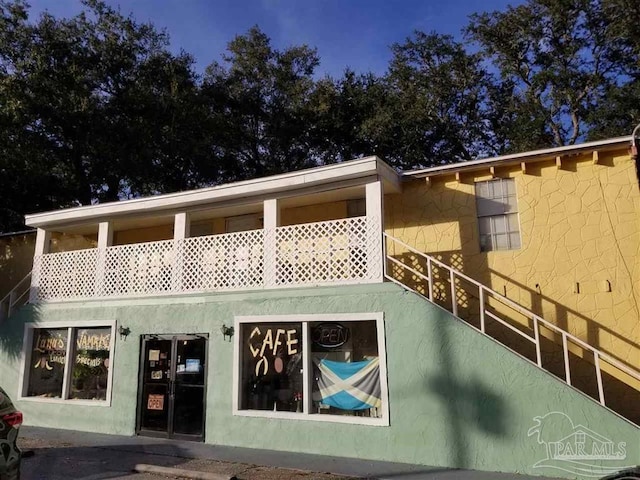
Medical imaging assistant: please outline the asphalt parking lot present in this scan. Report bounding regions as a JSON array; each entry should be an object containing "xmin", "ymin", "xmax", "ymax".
[{"xmin": 18, "ymin": 426, "xmax": 562, "ymax": 480}]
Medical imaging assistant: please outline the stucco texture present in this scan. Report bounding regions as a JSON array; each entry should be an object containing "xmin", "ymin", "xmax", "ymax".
[
  {"xmin": 384, "ymin": 149, "xmax": 640, "ymax": 421},
  {"xmin": 0, "ymin": 283, "xmax": 637, "ymax": 479}
]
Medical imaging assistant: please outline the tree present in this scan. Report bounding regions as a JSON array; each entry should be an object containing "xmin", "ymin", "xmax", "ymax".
[
  {"xmin": 365, "ymin": 32, "xmax": 497, "ymax": 169},
  {"xmin": 585, "ymin": 0, "xmax": 640, "ymax": 139},
  {"xmin": 202, "ymin": 26, "xmax": 321, "ymax": 179},
  {"xmin": 0, "ymin": 0, "xmax": 213, "ymax": 231},
  {"xmin": 309, "ymin": 70, "xmax": 388, "ymax": 164},
  {"xmin": 466, "ymin": 0, "xmax": 639, "ymax": 148}
]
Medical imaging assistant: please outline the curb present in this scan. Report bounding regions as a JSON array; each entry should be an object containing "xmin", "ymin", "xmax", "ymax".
[{"xmin": 133, "ymin": 463, "xmax": 237, "ymax": 480}]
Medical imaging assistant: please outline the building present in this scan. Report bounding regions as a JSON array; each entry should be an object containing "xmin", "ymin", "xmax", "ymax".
[{"xmin": 0, "ymin": 137, "xmax": 638, "ymax": 479}]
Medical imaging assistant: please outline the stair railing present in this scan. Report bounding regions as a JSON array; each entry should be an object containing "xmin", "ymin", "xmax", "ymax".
[
  {"xmin": 383, "ymin": 233, "xmax": 640, "ymax": 411},
  {"xmin": 0, "ymin": 272, "xmax": 32, "ymax": 324}
]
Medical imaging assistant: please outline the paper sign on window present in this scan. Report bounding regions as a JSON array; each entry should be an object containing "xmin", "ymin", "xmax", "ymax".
[{"xmin": 186, "ymin": 359, "xmax": 200, "ymax": 372}]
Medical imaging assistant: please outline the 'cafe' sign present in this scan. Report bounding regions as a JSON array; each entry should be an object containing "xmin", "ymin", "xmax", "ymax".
[{"xmin": 248, "ymin": 326, "xmax": 299, "ymax": 376}]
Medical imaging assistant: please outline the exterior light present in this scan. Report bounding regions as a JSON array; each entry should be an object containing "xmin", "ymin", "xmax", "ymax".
[
  {"xmin": 220, "ymin": 324, "xmax": 234, "ymax": 342},
  {"xmin": 118, "ymin": 325, "xmax": 130, "ymax": 340}
]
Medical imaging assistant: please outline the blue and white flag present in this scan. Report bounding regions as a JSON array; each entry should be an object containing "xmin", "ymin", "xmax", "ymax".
[{"xmin": 315, "ymin": 358, "xmax": 381, "ymax": 410}]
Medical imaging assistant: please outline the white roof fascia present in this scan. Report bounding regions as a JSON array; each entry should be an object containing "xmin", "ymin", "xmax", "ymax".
[
  {"xmin": 403, "ymin": 136, "xmax": 632, "ymax": 179},
  {"xmin": 26, "ymin": 156, "xmax": 400, "ymax": 229}
]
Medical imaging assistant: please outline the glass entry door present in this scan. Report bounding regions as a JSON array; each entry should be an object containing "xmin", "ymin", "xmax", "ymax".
[{"xmin": 136, "ymin": 334, "xmax": 207, "ymax": 441}]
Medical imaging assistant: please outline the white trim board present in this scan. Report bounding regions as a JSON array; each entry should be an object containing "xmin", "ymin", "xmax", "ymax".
[{"xmin": 404, "ymin": 136, "xmax": 632, "ymax": 179}]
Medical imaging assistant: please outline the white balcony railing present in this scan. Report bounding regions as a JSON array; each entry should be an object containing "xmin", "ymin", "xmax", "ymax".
[{"xmin": 30, "ymin": 216, "xmax": 382, "ymax": 302}]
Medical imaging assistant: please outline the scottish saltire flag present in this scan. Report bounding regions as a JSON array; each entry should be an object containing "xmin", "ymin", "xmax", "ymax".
[{"xmin": 315, "ymin": 358, "xmax": 381, "ymax": 410}]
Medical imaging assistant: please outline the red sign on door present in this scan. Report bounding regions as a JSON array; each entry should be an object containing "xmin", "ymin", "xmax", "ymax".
[{"xmin": 147, "ymin": 394, "xmax": 164, "ymax": 411}]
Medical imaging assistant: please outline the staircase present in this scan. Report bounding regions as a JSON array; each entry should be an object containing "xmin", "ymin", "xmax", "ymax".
[
  {"xmin": 0, "ymin": 272, "xmax": 31, "ymax": 324},
  {"xmin": 383, "ymin": 233, "xmax": 640, "ymax": 427}
]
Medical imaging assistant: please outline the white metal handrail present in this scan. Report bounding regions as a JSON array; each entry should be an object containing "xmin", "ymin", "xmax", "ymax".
[
  {"xmin": 383, "ymin": 232, "xmax": 640, "ymax": 413},
  {"xmin": 0, "ymin": 271, "xmax": 32, "ymax": 322}
]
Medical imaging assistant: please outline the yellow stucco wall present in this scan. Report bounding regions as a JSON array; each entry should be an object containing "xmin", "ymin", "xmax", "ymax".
[
  {"xmin": 113, "ymin": 224, "xmax": 174, "ymax": 245},
  {"xmin": 100, "ymin": 201, "xmax": 349, "ymax": 244},
  {"xmin": 50, "ymin": 232, "xmax": 97, "ymax": 253},
  {"xmin": 281, "ymin": 201, "xmax": 348, "ymax": 226},
  {"xmin": 384, "ymin": 149, "xmax": 639, "ymax": 413}
]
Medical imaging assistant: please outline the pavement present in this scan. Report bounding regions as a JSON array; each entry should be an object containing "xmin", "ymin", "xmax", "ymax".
[{"xmin": 18, "ymin": 426, "xmax": 562, "ymax": 480}]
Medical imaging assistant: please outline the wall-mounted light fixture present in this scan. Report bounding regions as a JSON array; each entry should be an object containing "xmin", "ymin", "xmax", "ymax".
[
  {"xmin": 118, "ymin": 325, "xmax": 130, "ymax": 340},
  {"xmin": 220, "ymin": 324, "xmax": 234, "ymax": 342}
]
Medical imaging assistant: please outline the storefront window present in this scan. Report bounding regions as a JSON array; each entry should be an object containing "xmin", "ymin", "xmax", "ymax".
[
  {"xmin": 311, "ymin": 320, "xmax": 381, "ymax": 418},
  {"xmin": 240, "ymin": 323, "xmax": 303, "ymax": 412},
  {"xmin": 22, "ymin": 323, "xmax": 115, "ymax": 404},
  {"xmin": 27, "ymin": 328, "xmax": 68, "ymax": 398},
  {"xmin": 70, "ymin": 327, "xmax": 111, "ymax": 400},
  {"xmin": 235, "ymin": 314, "xmax": 388, "ymax": 425}
]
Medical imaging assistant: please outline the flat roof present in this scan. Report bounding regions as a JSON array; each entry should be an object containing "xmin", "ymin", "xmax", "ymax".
[
  {"xmin": 403, "ymin": 136, "xmax": 632, "ymax": 179},
  {"xmin": 25, "ymin": 156, "xmax": 401, "ymax": 229}
]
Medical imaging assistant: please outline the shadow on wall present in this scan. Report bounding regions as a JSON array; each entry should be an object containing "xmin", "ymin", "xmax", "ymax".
[
  {"xmin": 487, "ymin": 268, "xmax": 639, "ymax": 372},
  {"xmin": 425, "ymin": 308, "xmax": 509, "ymax": 469},
  {"xmin": 387, "ymin": 247, "xmax": 640, "ymax": 425},
  {"xmin": 0, "ymin": 232, "xmax": 36, "ymax": 299},
  {"xmin": 0, "ymin": 296, "xmax": 43, "ymax": 362},
  {"xmin": 384, "ymin": 153, "xmax": 639, "ymax": 423}
]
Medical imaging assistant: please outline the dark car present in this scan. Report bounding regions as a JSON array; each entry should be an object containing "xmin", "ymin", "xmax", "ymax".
[
  {"xmin": 600, "ymin": 468, "xmax": 640, "ymax": 479},
  {"xmin": 0, "ymin": 387, "xmax": 22, "ymax": 480}
]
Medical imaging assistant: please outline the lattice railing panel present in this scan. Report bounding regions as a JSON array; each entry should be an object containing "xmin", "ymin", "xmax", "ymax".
[
  {"xmin": 32, "ymin": 217, "xmax": 382, "ymax": 301},
  {"xmin": 274, "ymin": 216, "xmax": 380, "ymax": 286},
  {"xmin": 33, "ymin": 249, "xmax": 99, "ymax": 301},
  {"xmin": 103, "ymin": 239, "xmax": 176, "ymax": 297},
  {"xmin": 181, "ymin": 230, "xmax": 264, "ymax": 291}
]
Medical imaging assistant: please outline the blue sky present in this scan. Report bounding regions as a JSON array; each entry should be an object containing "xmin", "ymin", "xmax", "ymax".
[{"xmin": 25, "ymin": 0, "xmax": 520, "ymax": 77}]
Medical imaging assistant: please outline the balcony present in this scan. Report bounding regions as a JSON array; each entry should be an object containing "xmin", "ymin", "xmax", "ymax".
[{"xmin": 30, "ymin": 216, "xmax": 382, "ymax": 302}]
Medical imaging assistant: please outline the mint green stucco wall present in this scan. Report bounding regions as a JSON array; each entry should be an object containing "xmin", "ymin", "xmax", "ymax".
[{"xmin": 0, "ymin": 283, "xmax": 637, "ymax": 479}]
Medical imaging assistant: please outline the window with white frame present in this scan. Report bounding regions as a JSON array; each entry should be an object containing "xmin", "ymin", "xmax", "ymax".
[
  {"xmin": 234, "ymin": 313, "xmax": 388, "ymax": 426},
  {"xmin": 475, "ymin": 178, "xmax": 521, "ymax": 251},
  {"xmin": 20, "ymin": 321, "xmax": 116, "ymax": 404}
]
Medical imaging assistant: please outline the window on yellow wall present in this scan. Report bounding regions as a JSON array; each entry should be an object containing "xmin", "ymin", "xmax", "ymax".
[{"xmin": 475, "ymin": 178, "xmax": 521, "ymax": 251}]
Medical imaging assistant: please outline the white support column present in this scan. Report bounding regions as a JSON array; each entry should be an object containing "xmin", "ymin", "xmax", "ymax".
[
  {"xmin": 172, "ymin": 212, "xmax": 190, "ymax": 292},
  {"xmin": 263, "ymin": 199, "xmax": 280, "ymax": 288},
  {"xmin": 98, "ymin": 221, "xmax": 114, "ymax": 249},
  {"xmin": 95, "ymin": 221, "xmax": 113, "ymax": 297},
  {"xmin": 29, "ymin": 228, "xmax": 52, "ymax": 302},
  {"xmin": 366, "ymin": 181, "xmax": 384, "ymax": 283},
  {"xmin": 173, "ymin": 212, "xmax": 191, "ymax": 240}
]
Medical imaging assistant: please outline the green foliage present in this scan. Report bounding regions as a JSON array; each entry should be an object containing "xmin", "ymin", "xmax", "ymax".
[
  {"xmin": 202, "ymin": 26, "xmax": 321, "ymax": 178},
  {"xmin": 466, "ymin": 0, "xmax": 639, "ymax": 148},
  {"xmin": 376, "ymin": 32, "xmax": 495, "ymax": 168},
  {"xmin": 0, "ymin": 0, "xmax": 638, "ymax": 231},
  {"xmin": 0, "ymin": 0, "xmax": 212, "ymax": 230}
]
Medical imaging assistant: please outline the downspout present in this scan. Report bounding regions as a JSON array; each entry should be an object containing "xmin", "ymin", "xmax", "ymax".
[{"xmin": 632, "ymin": 122, "xmax": 640, "ymax": 187}]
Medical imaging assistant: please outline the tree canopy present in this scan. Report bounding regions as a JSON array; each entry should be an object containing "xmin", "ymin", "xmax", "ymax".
[{"xmin": 0, "ymin": 0, "xmax": 638, "ymax": 231}]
